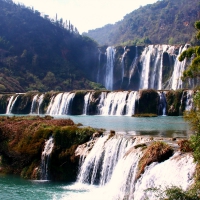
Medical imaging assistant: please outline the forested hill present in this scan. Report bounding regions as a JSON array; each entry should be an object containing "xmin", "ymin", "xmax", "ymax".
[
  {"xmin": 0, "ymin": 0, "xmax": 102, "ymax": 92},
  {"xmin": 85, "ymin": 0, "xmax": 200, "ymax": 46}
]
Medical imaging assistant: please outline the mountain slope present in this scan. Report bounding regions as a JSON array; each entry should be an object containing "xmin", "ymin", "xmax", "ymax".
[
  {"xmin": 0, "ymin": 0, "xmax": 102, "ymax": 92},
  {"xmin": 85, "ymin": 0, "xmax": 200, "ymax": 45}
]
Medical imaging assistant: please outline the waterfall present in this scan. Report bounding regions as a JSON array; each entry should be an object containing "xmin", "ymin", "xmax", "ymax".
[
  {"xmin": 83, "ymin": 92, "xmax": 91, "ymax": 115},
  {"xmin": 133, "ymin": 152, "xmax": 195, "ymax": 200},
  {"xmin": 30, "ymin": 94, "xmax": 44, "ymax": 114},
  {"xmin": 46, "ymin": 92, "xmax": 75, "ymax": 115},
  {"xmin": 171, "ymin": 44, "xmax": 188, "ymax": 90},
  {"xmin": 105, "ymin": 47, "xmax": 115, "ymax": 90},
  {"xmin": 30, "ymin": 94, "xmax": 38, "ymax": 114},
  {"xmin": 99, "ymin": 91, "xmax": 128, "ymax": 115},
  {"xmin": 40, "ymin": 137, "xmax": 54, "ymax": 180},
  {"xmin": 6, "ymin": 95, "xmax": 19, "ymax": 114},
  {"xmin": 6, "ymin": 95, "xmax": 14, "ymax": 114},
  {"xmin": 185, "ymin": 90, "xmax": 194, "ymax": 111},
  {"xmin": 126, "ymin": 91, "xmax": 138, "ymax": 116},
  {"xmin": 129, "ymin": 46, "xmax": 138, "ymax": 86},
  {"xmin": 76, "ymin": 134, "xmax": 196, "ymax": 200},
  {"xmin": 58, "ymin": 92, "xmax": 75, "ymax": 115},
  {"xmin": 139, "ymin": 45, "xmax": 154, "ymax": 89},
  {"xmin": 37, "ymin": 94, "xmax": 44, "ymax": 114},
  {"xmin": 158, "ymin": 91, "xmax": 167, "ymax": 116},
  {"xmin": 78, "ymin": 134, "xmax": 134, "ymax": 185},
  {"xmin": 96, "ymin": 92, "xmax": 107, "ymax": 115},
  {"xmin": 140, "ymin": 45, "xmax": 171, "ymax": 90}
]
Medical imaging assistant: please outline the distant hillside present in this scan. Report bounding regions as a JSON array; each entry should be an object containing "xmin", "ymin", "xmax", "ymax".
[
  {"xmin": 85, "ymin": 0, "xmax": 200, "ymax": 46},
  {"xmin": 0, "ymin": 0, "xmax": 103, "ymax": 92}
]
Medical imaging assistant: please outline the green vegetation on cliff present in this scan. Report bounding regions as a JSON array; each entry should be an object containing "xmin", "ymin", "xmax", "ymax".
[
  {"xmin": 0, "ymin": 0, "xmax": 104, "ymax": 92},
  {"xmin": 85, "ymin": 0, "xmax": 199, "ymax": 46}
]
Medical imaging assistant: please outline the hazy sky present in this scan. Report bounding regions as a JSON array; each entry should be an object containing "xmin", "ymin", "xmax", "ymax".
[{"xmin": 13, "ymin": 0, "xmax": 158, "ymax": 33}]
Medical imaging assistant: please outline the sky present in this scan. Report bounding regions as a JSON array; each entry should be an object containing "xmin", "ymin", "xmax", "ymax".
[{"xmin": 13, "ymin": 0, "xmax": 158, "ymax": 33}]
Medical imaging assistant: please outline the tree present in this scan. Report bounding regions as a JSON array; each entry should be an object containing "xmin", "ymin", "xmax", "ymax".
[{"xmin": 179, "ymin": 21, "xmax": 200, "ymax": 80}]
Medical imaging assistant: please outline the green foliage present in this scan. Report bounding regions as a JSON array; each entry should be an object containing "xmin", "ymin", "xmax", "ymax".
[
  {"xmin": 147, "ymin": 186, "xmax": 200, "ymax": 200},
  {"xmin": 179, "ymin": 21, "xmax": 200, "ymax": 80},
  {"xmin": 0, "ymin": 0, "xmax": 101, "ymax": 92},
  {"xmin": 85, "ymin": 0, "xmax": 199, "ymax": 45}
]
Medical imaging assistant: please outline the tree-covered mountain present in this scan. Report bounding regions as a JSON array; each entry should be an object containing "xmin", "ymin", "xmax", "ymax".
[
  {"xmin": 84, "ymin": 0, "xmax": 200, "ymax": 46},
  {"xmin": 0, "ymin": 0, "xmax": 103, "ymax": 92}
]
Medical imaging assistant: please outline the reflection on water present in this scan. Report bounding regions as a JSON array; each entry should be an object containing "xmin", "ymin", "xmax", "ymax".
[
  {"xmin": 54, "ymin": 115, "xmax": 190, "ymax": 138},
  {"xmin": 0, "ymin": 114, "xmax": 190, "ymax": 138}
]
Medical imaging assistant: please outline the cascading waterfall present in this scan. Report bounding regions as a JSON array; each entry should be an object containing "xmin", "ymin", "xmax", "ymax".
[
  {"xmin": 46, "ymin": 92, "xmax": 75, "ymax": 115},
  {"xmin": 58, "ymin": 92, "xmax": 75, "ymax": 115},
  {"xmin": 99, "ymin": 91, "xmax": 128, "ymax": 115},
  {"xmin": 185, "ymin": 90, "xmax": 194, "ymax": 111},
  {"xmin": 158, "ymin": 91, "xmax": 167, "ymax": 116},
  {"xmin": 105, "ymin": 47, "xmax": 115, "ymax": 90},
  {"xmin": 171, "ymin": 44, "xmax": 189, "ymax": 90},
  {"xmin": 30, "ymin": 94, "xmax": 44, "ymax": 114},
  {"xmin": 76, "ymin": 134, "xmax": 196, "ymax": 200},
  {"xmin": 133, "ymin": 152, "xmax": 195, "ymax": 200},
  {"xmin": 40, "ymin": 137, "xmax": 54, "ymax": 180},
  {"xmin": 30, "ymin": 94, "xmax": 38, "ymax": 114},
  {"xmin": 6, "ymin": 95, "xmax": 14, "ymax": 114},
  {"xmin": 6, "ymin": 95, "xmax": 19, "ymax": 114},
  {"xmin": 46, "ymin": 93, "xmax": 63, "ymax": 115},
  {"xmin": 157, "ymin": 45, "xmax": 169, "ymax": 89},
  {"xmin": 139, "ymin": 45, "xmax": 173, "ymax": 90},
  {"xmin": 83, "ymin": 92, "xmax": 91, "ymax": 115},
  {"xmin": 149, "ymin": 45, "xmax": 162, "ymax": 89},
  {"xmin": 139, "ymin": 45, "xmax": 154, "ymax": 89},
  {"xmin": 78, "ymin": 134, "xmax": 134, "ymax": 185},
  {"xmin": 126, "ymin": 91, "xmax": 138, "ymax": 116}
]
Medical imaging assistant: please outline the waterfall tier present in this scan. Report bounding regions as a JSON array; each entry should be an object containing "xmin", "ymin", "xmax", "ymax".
[
  {"xmin": 2, "ymin": 90, "xmax": 194, "ymax": 116},
  {"xmin": 76, "ymin": 134, "xmax": 196, "ymax": 200},
  {"xmin": 96, "ymin": 44, "xmax": 196, "ymax": 90}
]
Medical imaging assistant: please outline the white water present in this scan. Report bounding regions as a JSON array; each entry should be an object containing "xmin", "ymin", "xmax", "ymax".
[
  {"xmin": 6, "ymin": 95, "xmax": 19, "ymax": 114},
  {"xmin": 134, "ymin": 152, "xmax": 195, "ymax": 200},
  {"xmin": 30, "ymin": 94, "xmax": 44, "ymax": 114},
  {"xmin": 78, "ymin": 134, "xmax": 134, "ymax": 185},
  {"xmin": 6, "ymin": 95, "xmax": 14, "ymax": 114},
  {"xmin": 83, "ymin": 92, "xmax": 91, "ymax": 115},
  {"xmin": 140, "ymin": 45, "xmax": 153, "ymax": 89},
  {"xmin": 76, "ymin": 134, "xmax": 196, "ymax": 200},
  {"xmin": 126, "ymin": 91, "xmax": 138, "ymax": 116},
  {"xmin": 158, "ymin": 91, "xmax": 167, "ymax": 115},
  {"xmin": 41, "ymin": 137, "xmax": 54, "ymax": 180},
  {"xmin": 46, "ymin": 92, "xmax": 75, "ymax": 115},
  {"xmin": 171, "ymin": 44, "xmax": 188, "ymax": 90},
  {"xmin": 105, "ymin": 47, "xmax": 115, "ymax": 90},
  {"xmin": 30, "ymin": 94, "xmax": 38, "ymax": 114},
  {"xmin": 185, "ymin": 90, "xmax": 194, "ymax": 111},
  {"xmin": 139, "ymin": 45, "xmax": 174, "ymax": 90},
  {"xmin": 58, "ymin": 92, "xmax": 75, "ymax": 115},
  {"xmin": 99, "ymin": 91, "xmax": 128, "ymax": 115}
]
